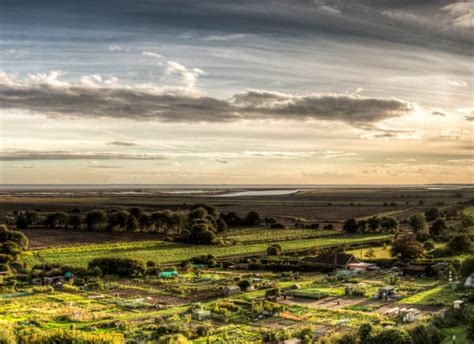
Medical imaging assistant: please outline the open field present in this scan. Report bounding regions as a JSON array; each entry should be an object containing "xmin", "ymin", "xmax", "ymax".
[
  {"xmin": 24, "ymin": 233, "xmax": 392, "ymax": 267},
  {"xmin": 1, "ymin": 185, "xmax": 472, "ymax": 343},
  {"xmin": 2, "ymin": 186, "xmax": 471, "ymax": 223}
]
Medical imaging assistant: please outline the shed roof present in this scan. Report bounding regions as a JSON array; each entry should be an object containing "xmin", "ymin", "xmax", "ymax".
[{"xmin": 303, "ymin": 253, "xmax": 359, "ymax": 266}]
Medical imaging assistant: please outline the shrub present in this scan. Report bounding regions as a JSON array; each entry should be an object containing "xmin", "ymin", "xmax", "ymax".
[
  {"xmin": 237, "ymin": 279, "xmax": 251, "ymax": 291},
  {"xmin": 270, "ymin": 223, "xmax": 285, "ymax": 229},
  {"xmin": 357, "ymin": 323, "xmax": 373, "ymax": 342},
  {"xmin": 460, "ymin": 257, "xmax": 474, "ymax": 278},
  {"xmin": 423, "ymin": 241, "xmax": 435, "ymax": 251},
  {"xmin": 447, "ymin": 234, "xmax": 471, "ymax": 253},
  {"xmin": 366, "ymin": 328, "xmax": 412, "ymax": 344},
  {"xmin": 267, "ymin": 244, "xmax": 282, "ymax": 256},
  {"xmin": 88, "ymin": 257, "xmax": 146, "ymax": 278}
]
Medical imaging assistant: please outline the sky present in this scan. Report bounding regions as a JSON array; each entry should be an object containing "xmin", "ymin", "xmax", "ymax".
[{"xmin": 0, "ymin": 0, "xmax": 473, "ymax": 185}]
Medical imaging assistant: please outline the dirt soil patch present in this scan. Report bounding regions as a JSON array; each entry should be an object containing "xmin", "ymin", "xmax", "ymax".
[
  {"xmin": 281, "ymin": 296, "xmax": 382, "ymax": 310},
  {"xmin": 22, "ymin": 228, "xmax": 164, "ymax": 249}
]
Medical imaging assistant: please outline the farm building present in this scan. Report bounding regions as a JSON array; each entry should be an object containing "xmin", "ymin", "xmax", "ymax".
[
  {"xmin": 302, "ymin": 253, "xmax": 360, "ymax": 269},
  {"xmin": 402, "ymin": 262, "xmax": 449, "ymax": 278},
  {"xmin": 192, "ymin": 308, "xmax": 211, "ymax": 320},
  {"xmin": 159, "ymin": 271, "xmax": 178, "ymax": 278},
  {"xmin": 377, "ymin": 286, "xmax": 396, "ymax": 299},
  {"xmin": 223, "ymin": 285, "xmax": 241, "ymax": 296},
  {"xmin": 465, "ymin": 276, "xmax": 473, "ymax": 288},
  {"xmin": 346, "ymin": 262, "xmax": 378, "ymax": 272}
]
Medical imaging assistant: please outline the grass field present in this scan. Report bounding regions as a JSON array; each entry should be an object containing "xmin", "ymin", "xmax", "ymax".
[
  {"xmin": 24, "ymin": 233, "xmax": 392, "ymax": 268},
  {"xmin": 441, "ymin": 326, "xmax": 467, "ymax": 344},
  {"xmin": 462, "ymin": 206, "xmax": 474, "ymax": 217},
  {"xmin": 225, "ymin": 228, "xmax": 338, "ymax": 243},
  {"xmin": 400, "ymin": 285, "xmax": 459, "ymax": 305}
]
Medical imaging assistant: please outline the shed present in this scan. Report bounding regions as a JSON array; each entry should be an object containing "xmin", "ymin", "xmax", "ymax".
[
  {"xmin": 159, "ymin": 271, "xmax": 178, "ymax": 278},
  {"xmin": 465, "ymin": 276, "xmax": 473, "ymax": 288},
  {"xmin": 347, "ymin": 262, "xmax": 378, "ymax": 272},
  {"xmin": 282, "ymin": 338, "xmax": 302, "ymax": 344},
  {"xmin": 192, "ymin": 309, "xmax": 211, "ymax": 320},
  {"xmin": 453, "ymin": 300, "xmax": 464, "ymax": 310},
  {"xmin": 223, "ymin": 285, "xmax": 241, "ymax": 296},
  {"xmin": 303, "ymin": 253, "xmax": 359, "ymax": 269},
  {"xmin": 377, "ymin": 286, "xmax": 395, "ymax": 299}
]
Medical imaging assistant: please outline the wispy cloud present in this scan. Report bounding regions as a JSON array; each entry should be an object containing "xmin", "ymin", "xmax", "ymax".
[
  {"xmin": 204, "ymin": 33, "xmax": 247, "ymax": 41},
  {"xmin": 107, "ymin": 141, "xmax": 138, "ymax": 147},
  {"xmin": 0, "ymin": 150, "xmax": 169, "ymax": 161}
]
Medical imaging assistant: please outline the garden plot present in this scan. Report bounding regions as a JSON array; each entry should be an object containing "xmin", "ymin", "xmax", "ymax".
[
  {"xmin": 101, "ymin": 287, "xmax": 188, "ymax": 307},
  {"xmin": 281, "ymin": 296, "xmax": 382, "ymax": 311}
]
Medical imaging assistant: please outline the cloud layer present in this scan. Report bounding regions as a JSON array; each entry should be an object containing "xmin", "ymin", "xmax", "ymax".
[{"xmin": 0, "ymin": 72, "xmax": 415, "ymax": 126}]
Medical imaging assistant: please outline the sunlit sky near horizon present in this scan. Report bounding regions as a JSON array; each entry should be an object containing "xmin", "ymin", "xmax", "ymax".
[{"xmin": 0, "ymin": 0, "xmax": 473, "ymax": 184}]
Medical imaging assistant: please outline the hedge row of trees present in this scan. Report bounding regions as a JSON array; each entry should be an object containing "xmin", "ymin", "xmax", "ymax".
[
  {"xmin": 14, "ymin": 206, "xmax": 273, "ymax": 236},
  {"xmin": 343, "ymin": 216, "xmax": 399, "ymax": 234}
]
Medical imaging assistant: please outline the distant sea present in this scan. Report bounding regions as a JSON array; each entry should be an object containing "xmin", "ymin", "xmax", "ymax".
[{"xmin": 0, "ymin": 184, "xmax": 472, "ymax": 191}]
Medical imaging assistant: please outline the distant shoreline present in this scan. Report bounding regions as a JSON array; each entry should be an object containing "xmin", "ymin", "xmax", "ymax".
[{"xmin": 0, "ymin": 183, "xmax": 472, "ymax": 191}]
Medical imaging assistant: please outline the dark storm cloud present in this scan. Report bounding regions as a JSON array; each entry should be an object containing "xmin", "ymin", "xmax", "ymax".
[
  {"xmin": 0, "ymin": 0, "xmax": 472, "ymax": 56},
  {"xmin": 0, "ymin": 74, "xmax": 415, "ymax": 126}
]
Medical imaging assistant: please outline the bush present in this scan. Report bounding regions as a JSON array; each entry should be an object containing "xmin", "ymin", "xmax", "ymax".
[
  {"xmin": 267, "ymin": 244, "xmax": 282, "ymax": 256},
  {"xmin": 237, "ymin": 279, "xmax": 251, "ymax": 291},
  {"xmin": 447, "ymin": 234, "xmax": 471, "ymax": 253},
  {"xmin": 423, "ymin": 241, "xmax": 435, "ymax": 251},
  {"xmin": 270, "ymin": 223, "xmax": 285, "ymax": 229},
  {"xmin": 460, "ymin": 257, "xmax": 474, "ymax": 278},
  {"xmin": 88, "ymin": 257, "xmax": 146, "ymax": 278},
  {"xmin": 366, "ymin": 328, "xmax": 412, "ymax": 344}
]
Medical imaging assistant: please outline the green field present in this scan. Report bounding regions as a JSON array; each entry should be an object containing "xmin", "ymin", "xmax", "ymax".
[
  {"xmin": 24, "ymin": 233, "xmax": 392, "ymax": 268},
  {"xmin": 225, "ymin": 228, "xmax": 338, "ymax": 243},
  {"xmin": 462, "ymin": 206, "xmax": 474, "ymax": 217},
  {"xmin": 400, "ymin": 285, "xmax": 459, "ymax": 305}
]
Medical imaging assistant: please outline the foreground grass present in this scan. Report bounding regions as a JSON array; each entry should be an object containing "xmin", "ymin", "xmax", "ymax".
[
  {"xmin": 24, "ymin": 233, "xmax": 391, "ymax": 268},
  {"xmin": 400, "ymin": 285, "xmax": 459, "ymax": 305},
  {"xmin": 462, "ymin": 206, "xmax": 474, "ymax": 217},
  {"xmin": 441, "ymin": 326, "xmax": 467, "ymax": 344}
]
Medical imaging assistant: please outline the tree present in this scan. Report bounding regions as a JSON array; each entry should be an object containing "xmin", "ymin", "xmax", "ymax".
[
  {"xmin": 44, "ymin": 212, "xmax": 69, "ymax": 228},
  {"xmin": 447, "ymin": 234, "xmax": 471, "ymax": 253},
  {"xmin": 244, "ymin": 211, "xmax": 261, "ymax": 227},
  {"xmin": 237, "ymin": 279, "xmax": 251, "ymax": 291},
  {"xmin": 429, "ymin": 219, "xmax": 446, "ymax": 237},
  {"xmin": 15, "ymin": 214, "xmax": 30, "ymax": 229},
  {"xmin": 357, "ymin": 323, "xmax": 373, "ymax": 342},
  {"xmin": 467, "ymin": 316, "xmax": 474, "ymax": 343},
  {"xmin": 68, "ymin": 214, "xmax": 82, "ymax": 230},
  {"xmin": 129, "ymin": 207, "xmax": 143, "ymax": 219},
  {"xmin": 126, "ymin": 214, "xmax": 139, "ymax": 232},
  {"xmin": 460, "ymin": 257, "xmax": 474, "ymax": 277},
  {"xmin": 88, "ymin": 257, "xmax": 146, "ymax": 277},
  {"xmin": 267, "ymin": 244, "xmax": 282, "ymax": 256},
  {"xmin": 366, "ymin": 328, "xmax": 412, "ymax": 344},
  {"xmin": 425, "ymin": 208, "xmax": 441, "ymax": 222},
  {"xmin": 85, "ymin": 210, "xmax": 107, "ymax": 231},
  {"xmin": 408, "ymin": 325, "xmax": 430, "ymax": 344},
  {"xmin": 367, "ymin": 216, "xmax": 381, "ymax": 232},
  {"xmin": 332, "ymin": 333, "xmax": 357, "ymax": 344},
  {"xmin": 409, "ymin": 214, "xmax": 428, "ymax": 234},
  {"xmin": 25, "ymin": 211, "xmax": 40, "ymax": 225},
  {"xmin": 391, "ymin": 235, "xmax": 423, "ymax": 261},
  {"xmin": 423, "ymin": 241, "xmax": 435, "ymax": 251},
  {"xmin": 343, "ymin": 218, "xmax": 358, "ymax": 234},
  {"xmin": 380, "ymin": 217, "xmax": 399, "ymax": 232},
  {"xmin": 357, "ymin": 220, "xmax": 367, "ymax": 232}
]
